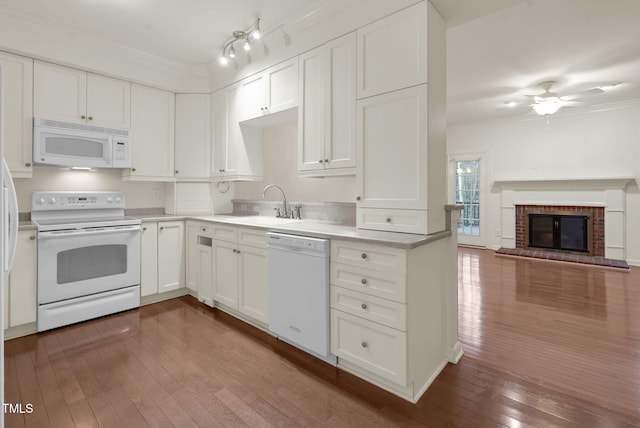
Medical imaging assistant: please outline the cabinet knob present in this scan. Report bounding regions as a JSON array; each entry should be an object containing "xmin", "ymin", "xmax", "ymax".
[
  {"xmin": 233, "ymin": 249, "xmax": 237, "ymax": 253},
  {"xmin": 81, "ymin": 115, "xmax": 86, "ymax": 119},
  {"xmin": 356, "ymin": 196, "xmax": 361, "ymax": 201},
  {"xmin": 132, "ymin": 168, "xmax": 136, "ymax": 172},
  {"xmin": 361, "ymin": 253, "xmax": 367, "ymax": 259},
  {"xmin": 143, "ymin": 227, "xmax": 147, "ymax": 231},
  {"xmin": 202, "ymin": 227, "xmax": 206, "ymax": 232},
  {"xmin": 29, "ymin": 235, "xmax": 36, "ymax": 240},
  {"xmin": 319, "ymin": 160, "xmax": 324, "ymax": 164},
  {"xmin": 25, "ymin": 162, "xmax": 31, "ymax": 167},
  {"xmin": 385, "ymin": 217, "xmax": 391, "ymax": 223},
  {"xmin": 361, "ymin": 278, "xmax": 367, "ymax": 285},
  {"xmin": 324, "ymin": 159, "xmax": 329, "ymax": 163},
  {"xmin": 237, "ymin": 250, "xmax": 241, "ymax": 254},
  {"xmin": 361, "ymin": 303, "xmax": 368, "ymax": 310},
  {"xmin": 88, "ymin": 116, "xmax": 93, "ymax": 121},
  {"xmin": 160, "ymin": 226, "xmax": 164, "ymax": 231},
  {"xmin": 361, "ymin": 341, "xmax": 368, "ymax": 348},
  {"xmin": 175, "ymin": 170, "xmax": 179, "ymax": 174}
]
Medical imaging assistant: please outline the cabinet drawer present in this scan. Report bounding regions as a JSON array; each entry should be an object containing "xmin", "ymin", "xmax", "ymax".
[
  {"xmin": 331, "ymin": 310, "xmax": 407, "ymax": 385},
  {"xmin": 331, "ymin": 240, "xmax": 406, "ymax": 274},
  {"xmin": 237, "ymin": 227, "xmax": 267, "ymax": 248},
  {"xmin": 357, "ymin": 208, "xmax": 428, "ymax": 234},
  {"xmin": 331, "ymin": 262, "xmax": 405, "ymax": 303},
  {"xmin": 212, "ymin": 224, "xmax": 237, "ymax": 242},
  {"xmin": 331, "ymin": 286, "xmax": 406, "ymax": 330}
]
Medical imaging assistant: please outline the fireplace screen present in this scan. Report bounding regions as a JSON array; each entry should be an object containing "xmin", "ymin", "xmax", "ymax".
[{"xmin": 528, "ymin": 214, "xmax": 589, "ymax": 253}]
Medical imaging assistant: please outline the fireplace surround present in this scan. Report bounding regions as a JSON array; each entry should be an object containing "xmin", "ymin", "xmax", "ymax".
[{"xmin": 516, "ymin": 205, "xmax": 604, "ymax": 257}]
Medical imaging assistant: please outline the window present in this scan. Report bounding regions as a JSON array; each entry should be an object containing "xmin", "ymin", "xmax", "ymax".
[{"xmin": 455, "ymin": 160, "xmax": 480, "ymax": 236}]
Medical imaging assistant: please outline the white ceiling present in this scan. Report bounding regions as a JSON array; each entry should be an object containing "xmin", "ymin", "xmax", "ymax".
[{"xmin": 2, "ymin": 0, "xmax": 639, "ymax": 124}]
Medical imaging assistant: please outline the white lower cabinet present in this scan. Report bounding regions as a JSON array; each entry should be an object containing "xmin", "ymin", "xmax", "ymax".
[
  {"xmin": 141, "ymin": 221, "xmax": 185, "ymax": 298},
  {"xmin": 186, "ymin": 221, "xmax": 214, "ymax": 306},
  {"xmin": 4, "ymin": 230, "xmax": 37, "ymax": 336},
  {"xmin": 210, "ymin": 224, "xmax": 268, "ymax": 324},
  {"xmin": 330, "ymin": 238, "xmax": 448, "ymax": 403}
]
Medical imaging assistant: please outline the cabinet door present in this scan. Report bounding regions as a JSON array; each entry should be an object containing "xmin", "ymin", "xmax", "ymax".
[
  {"xmin": 298, "ymin": 46, "xmax": 325, "ymax": 172},
  {"xmin": 238, "ymin": 245, "xmax": 268, "ymax": 324},
  {"xmin": 238, "ymin": 73, "xmax": 265, "ymax": 121},
  {"xmin": 158, "ymin": 221, "xmax": 185, "ymax": 293},
  {"xmin": 325, "ymin": 32, "xmax": 357, "ymax": 170},
  {"xmin": 211, "ymin": 89, "xmax": 228, "ymax": 178},
  {"xmin": 175, "ymin": 94, "xmax": 211, "ymax": 179},
  {"xmin": 34, "ymin": 61, "xmax": 87, "ymax": 124},
  {"xmin": 186, "ymin": 222, "xmax": 199, "ymax": 293},
  {"xmin": 8, "ymin": 231, "xmax": 37, "ymax": 327},
  {"xmin": 265, "ymin": 57, "xmax": 298, "ymax": 115},
  {"xmin": 140, "ymin": 223, "xmax": 159, "ymax": 297},
  {"xmin": 197, "ymin": 240, "xmax": 214, "ymax": 307},
  {"xmin": 86, "ymin": 73, "xmax": 131, "ymax": 128},
  {"xmin": 212, "ymin": 239, "xmax": 238, "ymax": 309},
  {"xmin": 129, "ymin": 84, "xmax": 175, "ymax": 179},
  {"xmin": 0, "ymin": 52, "xmax": 33, "ymax": 178},
  {"xmin": 356, "ymin": 2, "xmax": 427, "ymax": 99},
  {"xmin": 356, "ymin": 85, "xmax": 428, "ymax": 210}
]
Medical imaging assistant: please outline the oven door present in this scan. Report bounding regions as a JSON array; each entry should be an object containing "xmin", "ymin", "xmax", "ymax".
[{"xmin": 37, "ymin": 225, "xmax": 141, "ymax": 304}]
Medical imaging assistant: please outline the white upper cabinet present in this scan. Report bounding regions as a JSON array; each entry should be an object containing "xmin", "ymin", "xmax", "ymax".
[
  {"xmin": 211, "ymin": 84, "xmax": 262, "ymax": 181},
  {"xmin": 0, "ymin": 51, "xmax": 33, "ymax": 178},
  {"xmin": 34, "ymin": 61, "xmax": 131, "ymax": 128},
  {"xmin": 175, "ymin": 94, "xmax": 211, "ymax": 180},
  {"xmin": 239, "ymin": 57, "xmax": 298, "ymax": 122},
  {"xmin": 356, "ymin": 2, "xmax": 427, "ymax": 99},
  {"xmin": 356, "ymin": 1, "xmax": 446, "ymax": 234},
  {"xmin": 298, "ymin": 32, "xmax": 357, "ymax": 176},
  {"xmin": 124, "ymin": 84, "xmax": 175, "ymax": 180}
]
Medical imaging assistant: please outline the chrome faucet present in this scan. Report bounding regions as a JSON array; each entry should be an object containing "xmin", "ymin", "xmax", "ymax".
[{"xmin": 262, "ymin": 184, "xmax": 288, "ymax": 218}]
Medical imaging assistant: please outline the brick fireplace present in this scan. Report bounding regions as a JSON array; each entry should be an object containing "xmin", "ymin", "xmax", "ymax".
[{"xmin": 515, "ymin": 205, "xmax": 605, "ymax": 256}]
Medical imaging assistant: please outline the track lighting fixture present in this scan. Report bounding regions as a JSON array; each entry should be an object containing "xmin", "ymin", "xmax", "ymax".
[{"xmin": 219, "ymin": 17, "xmax": 261, "ymax": 65}]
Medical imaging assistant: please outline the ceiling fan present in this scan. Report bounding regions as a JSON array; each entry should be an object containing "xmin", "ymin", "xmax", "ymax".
[{"xmin": 528, "ymin": 81, "xmax": 604, "ymax": 116}]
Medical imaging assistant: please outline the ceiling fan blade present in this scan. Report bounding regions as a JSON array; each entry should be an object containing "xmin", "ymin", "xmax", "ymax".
[
  {"xmin": 561, "ymin": 100, "xmax": 584, "ymax": 107},
  {"xmin": 562, "ymin": 88, "xmax": 604, "ymax": 101}
]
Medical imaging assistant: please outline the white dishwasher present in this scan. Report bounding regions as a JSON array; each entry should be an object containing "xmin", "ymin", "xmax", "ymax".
[{"xmin": 267, "ymin": 232, "xmax": 337, "ymax": 365}]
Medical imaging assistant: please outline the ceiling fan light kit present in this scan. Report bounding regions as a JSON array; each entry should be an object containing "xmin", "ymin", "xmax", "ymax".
[
  {"xmin": 219, "ymin": 17, "xmax": 261, "ymax": 65},
  {"xmin": 527, "ymin": 80, "xmax": 611, "ymax": 117}
]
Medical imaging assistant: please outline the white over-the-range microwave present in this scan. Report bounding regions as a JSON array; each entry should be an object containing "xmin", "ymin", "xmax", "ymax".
[{"xmin": 33, "ymin": 118, "xmax": 132, "ymax": 169}]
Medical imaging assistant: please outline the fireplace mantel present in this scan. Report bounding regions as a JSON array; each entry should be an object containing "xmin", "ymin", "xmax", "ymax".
[{"xmin": 492, "ymin": 177, "xmax": 634, "ymax": 191}]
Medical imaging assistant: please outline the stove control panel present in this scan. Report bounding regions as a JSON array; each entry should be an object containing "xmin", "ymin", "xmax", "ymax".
[{"xmin": 32, "ymin": 191, "xmax": 126, "ymax": 211}]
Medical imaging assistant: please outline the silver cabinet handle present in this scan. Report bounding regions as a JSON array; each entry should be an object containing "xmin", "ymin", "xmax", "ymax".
[{"xmin": 361, "ymin": 303, "xmax": 367, "ymax": 310}]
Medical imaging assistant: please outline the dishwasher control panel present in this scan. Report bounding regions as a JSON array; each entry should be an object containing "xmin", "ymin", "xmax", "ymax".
[{"xmin": 267, "ymin": 233, "xmax": 329, "ymax": 253}]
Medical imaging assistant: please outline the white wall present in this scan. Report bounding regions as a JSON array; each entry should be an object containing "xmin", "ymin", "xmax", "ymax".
[
  {"xmin": 447, "ymin": 103, "xmax": 640, "ymax": 264},
  {"xmin": 14, "ymin": 168, "xmax": 165, "ymax": 213},
  {"xmin": 234, "ymin": 122, "xmax": 357, "ymax": 203}
]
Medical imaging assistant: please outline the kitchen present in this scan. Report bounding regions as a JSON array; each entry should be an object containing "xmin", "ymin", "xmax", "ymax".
[
  {"xmin": 2, "ymin": 0, "xmax": 640, "ymax": 426},
  {"xmin": 0, "ymin": 0, "xmax": 465, "ymax": 425}
]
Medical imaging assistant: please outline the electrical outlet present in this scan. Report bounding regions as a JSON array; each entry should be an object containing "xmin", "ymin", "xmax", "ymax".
[
  {"xmin": 495, "ymin": 229, "xmax": 502, "ymax": 237},
  {"xmin": 252, "ymin": 205, "xmax": 261, "ymax": 213}
]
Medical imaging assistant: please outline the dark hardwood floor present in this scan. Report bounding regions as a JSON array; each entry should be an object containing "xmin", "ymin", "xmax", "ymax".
[{"xmin": 5, "ymin": 247, "xmax": 640, "ymax": 427}]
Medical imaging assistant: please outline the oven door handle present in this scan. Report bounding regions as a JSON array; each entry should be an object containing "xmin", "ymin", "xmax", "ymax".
[{"xmin": 38, "ymin": 225, "xmax": 141, "ymax": 239}]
